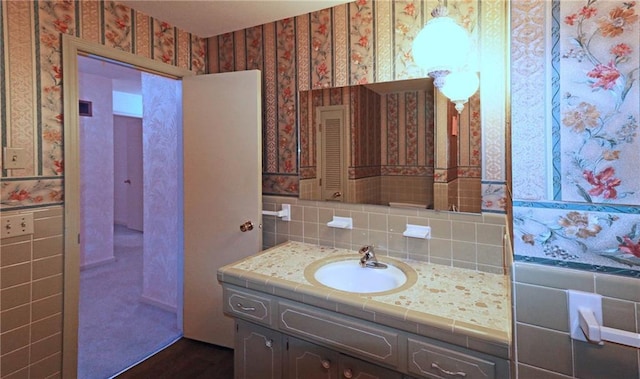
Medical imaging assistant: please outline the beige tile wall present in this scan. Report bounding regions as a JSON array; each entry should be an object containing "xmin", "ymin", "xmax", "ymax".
[
  {"xmin": 458, "ymin": 177, "xmax": 482, "ymax": 213},
  {"xmin": 298, "ymin": 178, "xmax": 320, "ymax": 200},
  {"xmin": 1, "ymin": 207, "xmax": 64, "ymax": 378},
  {"xmin": 350, "ymin": 176, "xmax": 381, "ymax": 205},
  {"xmin": 380, "ymin": 176, "xmax": 433, "ymax": 208},
  {"xmin": 262, "ymin": 195, "xmax": 507, "ymax": 274},
  {"xmin": 513, "ymin": 263, "xmax": 640, "ymax": 378}
]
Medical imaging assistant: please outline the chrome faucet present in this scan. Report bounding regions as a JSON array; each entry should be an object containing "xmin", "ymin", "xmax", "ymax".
[{"xmin": 358, "ymin": 245, "xmax": 387, "ymax": 268}]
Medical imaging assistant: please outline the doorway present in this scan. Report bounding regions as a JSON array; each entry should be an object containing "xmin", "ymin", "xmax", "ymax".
[
  {"xmin": 62, "ymin": 36, "xmax": 195, "ymax": 378},
  {"xmin": 76, "ymin": 56, "xmax": 183, "ymax": 378},
  {"xmin": 63, "ymin": 35, "xmax": 264, "ymax": 379}
]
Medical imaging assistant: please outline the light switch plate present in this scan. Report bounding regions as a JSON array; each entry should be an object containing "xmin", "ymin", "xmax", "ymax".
[
  {"xmin": 3, "ymin": 147, "xmax": 28, "ymax": 170},
  {"xmin": 1, "ymin": 213, "xmax": 34, "ymax": 239}
]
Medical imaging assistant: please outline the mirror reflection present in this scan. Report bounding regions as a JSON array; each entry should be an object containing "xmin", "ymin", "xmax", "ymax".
[{"xmin": 298, "ymin": 78, "xmax": 436, "ymax": 209}]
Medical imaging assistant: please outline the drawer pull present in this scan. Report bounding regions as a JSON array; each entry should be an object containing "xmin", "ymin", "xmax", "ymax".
[
  {"xmin": 265, "ymin": 339, "xmax": 273, "ymax": 348},
  {"xmin": 431, "ymin": 362, "xmax": 467, "ymax": 377},
  {"xmin": 343, "ymin": 368, "xmax": 353, "ymax": 378},
  {"xmin": 321, "ymin": 359, "xmax": 331, "ymax": 369},
  {"xmin": 236, "ymin": 303, "xmax": 256, "ymax": 312}
]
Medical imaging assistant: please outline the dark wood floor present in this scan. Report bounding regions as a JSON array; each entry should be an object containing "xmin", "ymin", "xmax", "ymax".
[{"xmin": 115, "ymin": 338, "xmax": 234, "ymax": 379}]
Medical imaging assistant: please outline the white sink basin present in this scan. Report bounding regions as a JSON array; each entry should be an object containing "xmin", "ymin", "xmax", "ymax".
[{"xmin": 308, "ymin": 258, "xmax": 414, "ymax": 294}]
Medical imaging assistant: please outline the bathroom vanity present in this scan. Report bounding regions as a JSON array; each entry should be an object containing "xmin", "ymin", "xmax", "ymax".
[{"xmin": 218, "ymin": 241, "xmax": 512, "ymax": 379}]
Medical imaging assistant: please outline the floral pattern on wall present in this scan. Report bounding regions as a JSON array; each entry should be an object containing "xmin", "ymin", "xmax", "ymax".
[
  {"xmin": 153, "ymin": 20, "xmax": 175, "ymax": 64},
  {"xmin": 104, "ymin": 2, "xmax": 132, "ymax": 51},
  {"xmin": 393, "ymin": 0, "xmax": 422, "ymax": 79},
  {"xmin": 513, "ymin": 0, "xmax": 640, "ymax": 275},
  {"xmin": 349, "ymin": 0, "xmax": 374, "ymax": 84},
  {"xmin": 246, "ymin": 26, "xmax": 263, "ymax": 71},
  {"xmin": 560, "ymin": 0, "xmax": 639, "ymax": 205},
  {"xmin": 216, "ymin": 1, "xmax": 485, "ymax": 202},
  {"xmin": 514, "ymin": 205, "xmax": 640, "ymax": 273},
  {"xmin": 276, "ymin": 19, "xmax": 297, "ymax": 174},
  {"xmin": 311, "ymin": 8, "xmax": 333, "ymax": 88},
  {"xmin": 1, "ymin": 178, "xmax": 63, "ymax": 207},
  {"xmin": 0, "ymin": 1, "xmax": 207, "ymax": 210},
  {"xmin": 39, "ymin": 0, "xmax": 72, "ymax": 177}
]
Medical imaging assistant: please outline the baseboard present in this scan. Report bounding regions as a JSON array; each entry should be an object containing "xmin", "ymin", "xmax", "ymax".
[
  {"xmin": 139, "ymin": 295, "xmax": 177, "ymax": 313},
  {"xmin": 80, "ymin": 256, "xmax": 116, "ymax": 270}
]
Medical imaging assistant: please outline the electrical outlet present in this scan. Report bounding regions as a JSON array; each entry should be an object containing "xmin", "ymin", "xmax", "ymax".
[{"xmin": 1, "ymin": 213, "xmax": 34, "ymax": 239}]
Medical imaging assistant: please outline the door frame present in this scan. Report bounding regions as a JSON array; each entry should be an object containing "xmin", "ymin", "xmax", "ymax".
[{"xmin": 61, "ymin": 35, "xmax": 193, "ymax": 378}]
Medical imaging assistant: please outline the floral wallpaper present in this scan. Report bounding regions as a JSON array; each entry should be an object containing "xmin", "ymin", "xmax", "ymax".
[
  {"xmin": 298, "ymin": 84, "xmax": 435, "ymax": 182},
  {"xmin": 0, "ymin": 0, "xmax": 206, "ymax": 210},
  {"xmin": 209, "ymin": 0, "xmax": 494, "ymax": 209},
  {"xmin": 560, "ymin": 1, "xmax": 639, "ymax": 205},
  {"xmin": 513, "ymin": 0, "xmax": 640, "ymax": 276}
]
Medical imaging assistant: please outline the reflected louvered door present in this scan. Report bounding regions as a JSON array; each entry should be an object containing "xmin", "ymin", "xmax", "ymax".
[{"xmin": 318, "ymin": 107, "xmax": 346, "ymax": 202}]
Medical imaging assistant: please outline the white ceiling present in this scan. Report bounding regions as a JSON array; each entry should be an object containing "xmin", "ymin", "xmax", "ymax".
[{"xmin": 120, "ymin": 0, "xmax": 352, "ymax": 38}]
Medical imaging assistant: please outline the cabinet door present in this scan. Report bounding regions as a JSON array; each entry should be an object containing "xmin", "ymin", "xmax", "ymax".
[
  {"xmin": 235, "ymin": 320, "xmax": 282, "ymax": 379},
  {"xmin": 286, "ymin": 336, "xmax": 339, "ymax": 379},
  {"xmin": 339, "ymin": 355, "xmax": 403, "ymax": 379}
]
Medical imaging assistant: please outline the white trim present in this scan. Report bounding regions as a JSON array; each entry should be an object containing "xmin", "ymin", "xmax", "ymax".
[{"xmin": 61, "ymin": 35, "xmax": 193, "ymax": 378}]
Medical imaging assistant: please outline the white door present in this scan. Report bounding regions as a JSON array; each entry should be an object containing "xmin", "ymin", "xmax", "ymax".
[
  {"xmin": 317, "ymin": 106, "xmax": 347, "ymax": 202},
  {"xmin": 183, "ymin": 70, "xmax": 262, "ymax": 347},
  {"xmin": 126, "ymin": 121, "xmax": 144, "ymax": 231}
]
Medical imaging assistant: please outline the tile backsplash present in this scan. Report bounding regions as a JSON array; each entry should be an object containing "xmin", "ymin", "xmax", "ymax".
[{"xmin": 262, "ymin": 195, "xmax": 508, "ymax": 275}]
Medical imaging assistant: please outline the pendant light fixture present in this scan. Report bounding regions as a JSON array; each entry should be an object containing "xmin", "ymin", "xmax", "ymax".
[
  {"xmin": 440, "ymin": 70, "xmax": 479, "ymax": 113},
  {"xmin": 411, "ymin": 1, "xmax": 478, "ymax": 113}
]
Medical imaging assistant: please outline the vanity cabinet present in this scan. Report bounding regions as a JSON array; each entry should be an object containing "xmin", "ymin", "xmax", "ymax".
[
  {"xmin": 235, "ymin": 320, "xmax": 283, "ymax": 378},
  {"xmin": 286, "ymin": 336, "xmax": 402, "ymax": 379},
  {"xmin": 223, "ymin": 285, "xmax": 509, "ymax": 379},
  {"xmin": 407, "ymin": 337, "xmax": 498, "ymax": 379}
]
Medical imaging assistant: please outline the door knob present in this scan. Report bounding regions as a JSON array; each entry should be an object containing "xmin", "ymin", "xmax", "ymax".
[
  {"xmin": 240, "ymin": 221, "xmax": 254, "ymax": 232},
  {"xmin": 124, "ymin": 179, "xmax": 131, "ymax": 184}
]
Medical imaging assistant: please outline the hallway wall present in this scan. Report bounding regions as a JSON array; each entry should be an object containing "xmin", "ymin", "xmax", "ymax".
[{"xmin": 79, "ymin": 72, "xmax": 115, "ymax": 269}]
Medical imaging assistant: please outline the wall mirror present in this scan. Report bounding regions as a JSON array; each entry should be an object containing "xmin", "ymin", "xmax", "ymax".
[{"xmin": 298, "ymin": 78, "xmax": 482, "ymax": 213}]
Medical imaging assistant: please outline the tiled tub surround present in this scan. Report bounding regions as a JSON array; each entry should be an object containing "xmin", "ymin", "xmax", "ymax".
[
  {"xmin": 513, "ymin": 263, "xmax": 640, "ymax": 379},
  {"xmin": 218, "ymin": 241, "xmax": 512, "ymax": 360},
  {"xmin": 261, "ymin": 195, "xmax": 508, "ymax": 275}
]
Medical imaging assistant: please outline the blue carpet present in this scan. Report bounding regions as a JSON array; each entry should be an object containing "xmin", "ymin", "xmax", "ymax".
[{"xmin": 78, "ymin": 225, "xmax": 182, "ymax": 379}]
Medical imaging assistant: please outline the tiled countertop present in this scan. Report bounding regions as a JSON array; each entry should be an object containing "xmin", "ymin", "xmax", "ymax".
[{"xmin": 218, "ymin": 241, "xmax": 512, "ymax": 358}]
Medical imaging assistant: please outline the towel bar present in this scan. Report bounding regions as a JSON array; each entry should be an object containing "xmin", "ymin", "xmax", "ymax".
[{"xmin": 261, "ymin": 204, "xmax": 291, "ymax": 221}]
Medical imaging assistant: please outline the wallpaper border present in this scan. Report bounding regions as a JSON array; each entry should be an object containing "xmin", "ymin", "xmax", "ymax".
[{"xmin": 551, "ymin": 0, "xmax": 562, "ymax": 200}]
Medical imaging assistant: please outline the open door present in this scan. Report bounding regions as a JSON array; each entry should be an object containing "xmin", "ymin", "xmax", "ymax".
[{"xmin": 182, "ymin": 70, "xmax": 262, "ymax": 347}]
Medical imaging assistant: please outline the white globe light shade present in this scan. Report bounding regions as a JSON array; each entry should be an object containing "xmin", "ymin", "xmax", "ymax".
[
  {"xmin": 411, "ymin": 16, "xmax": 471, "ymax": 74},
  {"xmin": 440, "ymin": 71, "xmax": 479, "ymax": 113}
]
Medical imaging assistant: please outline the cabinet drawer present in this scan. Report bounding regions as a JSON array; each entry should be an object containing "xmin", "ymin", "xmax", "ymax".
[
  {"xmin": 223, "ymin": 286, "xmax": 273, "ymax": 327},
  {"xmin": 279, "ymin": 300, "xmax": 400, "ymax": 368},
  {"xmin": 408, "ymin": 338, "xmax": 495, "ymax": 379},
  {"xmin": 340, "ymin": 354, "xmax": 404, "ymax": 379}
]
